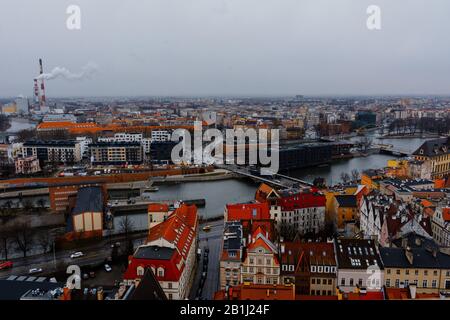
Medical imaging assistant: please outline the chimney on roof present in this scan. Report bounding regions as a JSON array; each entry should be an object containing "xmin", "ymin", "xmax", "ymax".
[
  {"xmin": 409, "ymin": 284, "xmax": 417, "ymax": 299},
  {"xmin": 401, "ymin": 237, "xmax": 408, "ymax": 249},
  {"xmin": 432, "ymin": 248, "xmax": 438, "ymax": 258},
  {"xmin": 405, "ymin": 247, "xmax": 414, "ymax": 265}
]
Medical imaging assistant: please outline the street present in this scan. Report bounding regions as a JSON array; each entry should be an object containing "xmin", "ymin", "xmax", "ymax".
[
  {"xmin": 190, "ymin": 219, "xmax": 224, "ymax": 300},
  {"xmin": 0, "ymin": 232, "xmax": 148, "ymax": 279}
]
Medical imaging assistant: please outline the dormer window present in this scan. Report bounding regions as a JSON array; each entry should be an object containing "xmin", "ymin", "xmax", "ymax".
[
  {"xmin": 157, "ymin": 267, "xmax": 165, "ymax": 277},
  {"xmin": 137, "ymin": 266, "xmax": 144, "ymax": 276}
]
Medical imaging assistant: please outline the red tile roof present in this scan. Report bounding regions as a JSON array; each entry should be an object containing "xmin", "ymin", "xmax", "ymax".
[
  {"xmin": 148, "ymin": 203, "xmax": 169, "ymax": 212},
  {"xmin": 226, "ymin": 202, "xmax": 270, "ymax": 222},
  {"xmin": 215, "ymin": 284, "xmax": 296, "ymax": 300},
  {"xmin": 277, "ymin": 190, "xmax": 326, "ymax": 211},
  {"xmin": 124, "ymin": 204, "xmax": 198, "ymax": 282}
]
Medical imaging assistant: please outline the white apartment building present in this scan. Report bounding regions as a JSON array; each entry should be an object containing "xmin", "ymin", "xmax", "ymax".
[{"xmin": 432, "ymin": 205, "xmax": 450, "ymax": 247}]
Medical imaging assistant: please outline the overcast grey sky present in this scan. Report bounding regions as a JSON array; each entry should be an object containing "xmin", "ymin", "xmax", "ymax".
[{"xmin": 1, "ymin": 0, "xmax": 449, "ymax": 97}]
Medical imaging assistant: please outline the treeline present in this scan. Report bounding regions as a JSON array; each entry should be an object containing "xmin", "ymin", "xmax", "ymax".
[{"xmin": 386, "ymin": 117, "xmax": 450, "ymax": 135}]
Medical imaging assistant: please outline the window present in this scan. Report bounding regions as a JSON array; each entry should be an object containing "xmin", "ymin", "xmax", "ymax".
[
  {"xmin": 386, "ymin": 279, "xmax": 391, "ymax": 287},
  {"xmin": 387, "ymin": 269, "xmax": 391, "ymax": 274},
  {"xmin": 168, "ymin": 294, "xmax": 173, "ymax": 300},
  {"xmin": 424, "ymin": 270, "xmax": 428, "ymax": 276},
  {"xmin": 311, "ymin": 266, "xmax": 317, "ymax": 272},
  {"xmin": 266, "ymin": 259, "xmax": 271, "ymax": 265},
  {"xmin": 312, "ymin": 278, "xmax": 316, "ymax": 284},
  {"xmin": 395, "ymin": 279, "xmax": 400, "ymax": 288},
  {"xmin": 349, "ymin": 278, "xmax": 354, "ymax": 286},
  {"xmin": 157, "ymin": 267, "xmax": 164, "ymax": 277},
  {"xmin": 168, "ymin": 283, "xmax": 172, "ymax": 289},
  {"xmin": 432, "ymin": 280, "xmax": 437, "ymax": 288},
  {"xmin": 433, "ymin": 270, "xmax": 438, "ymax": 276},
  {"xmin": 396, "ymin": 269, "xmax": 400, "ymax": 275},
  {"xmin": 317, "ymin": 279, "xmax": 321, "ymax": 285},
  {"xmin": 405, "ymin": 270, "xmax": 409, "ymax": 275},
  {"xmin": 415, "ymin": 270, "xmax": 419, "ymax": 276},
  {"xmin": 250, "ymin": 258, "xmax": 254, "ymax": 264},
  {"xmin": 358, "ymin": 279, "xmax": 363, "ymax": 287},
  {"xmin": 422, "ymin": 280, "xmax": 428, "ymax": 288},
  {"xmin": 404, "ymin": 280, "xmax": 409, "ymax": 287},
  {"xmin": 137, "ymin": 266, "xmax": 144, "ymax": 276},
  {"xmin": 341, "ymin": 278, "xmax": 346, "ymax": 286},
  {"xmin": 328, "ymin": 279, "xmax": 332, "ymax": 285}
]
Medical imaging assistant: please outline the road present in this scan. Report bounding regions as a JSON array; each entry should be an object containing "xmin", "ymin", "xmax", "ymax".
[
  {"xmin": 0, "ymin": 232, "xmax": 148, "ymax": 279},
  {"xmin": 190, "ymin": 219, "xmax": 224, "ymax": 300}
]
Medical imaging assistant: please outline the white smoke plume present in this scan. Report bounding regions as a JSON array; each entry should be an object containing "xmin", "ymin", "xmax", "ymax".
[{"xmin": 35, "ymin": 62, "xmax": 98, "ymax": 81}]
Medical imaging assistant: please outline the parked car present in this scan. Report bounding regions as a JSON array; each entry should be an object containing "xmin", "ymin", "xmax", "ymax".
[
  {"xmin": 104, "ymin": 264, "xmax": 112, "ymax": 272},
  {"xmin": 0, "ymin": 261, "xmax": 13, "ymax": 270},
  {"xmin": 70, "ymin": 251, "xmax": 84, "ymax": 259},
  {"xmin": 29, "ymin": 268, "xmax": 43, "ymax": 275}
]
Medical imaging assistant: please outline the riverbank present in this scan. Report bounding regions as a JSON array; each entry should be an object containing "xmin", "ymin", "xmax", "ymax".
[
  {"xmin": 154, "ymin": 169, "xmax": 240, "ymax": 184},
  {"xmin": 380, "ymin": 133, "xmax": 443, "ymax": 139}
]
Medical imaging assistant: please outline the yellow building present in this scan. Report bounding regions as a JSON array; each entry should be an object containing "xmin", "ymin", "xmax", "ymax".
[
  {"xmin": 333, "ymin": 195, "xmax": 358, "ymax": 230},
  {"xmin": 1, "ymin": 103, "xmax": 17, "ymax": 114},
  {"xmin": 380, "ymin": 246, "xmax": 450, "ymax": 294},
  {"xmin": 413, "ymin": 138, "xmax": 450, "ymax": 179},
  {"xmin": 361, "ymin": 169, "xmax": 384, "ymax": 191}
]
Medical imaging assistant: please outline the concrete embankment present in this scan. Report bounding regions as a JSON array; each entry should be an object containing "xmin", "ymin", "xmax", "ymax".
[{"xmin": 155, "ymin": 169, "xmax": 240, "ymax": 184}]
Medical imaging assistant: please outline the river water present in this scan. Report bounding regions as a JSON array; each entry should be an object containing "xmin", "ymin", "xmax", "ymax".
[
  {"xmin": 6, "ymin": 117, "xmax": 37, "ymax": 132},
  {"xmin": 148, "ymin": 133, "xmax": 428, "ymax": 218}
]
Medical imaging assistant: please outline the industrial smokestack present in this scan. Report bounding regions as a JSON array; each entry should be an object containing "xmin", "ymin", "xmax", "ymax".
[
  {"xmin": 39, "ymin": 58, "xmax": 46, "ymax": 108},
  {"xmin": 33, "ymin": 78, "xmax": 40, "ymax": 103}
]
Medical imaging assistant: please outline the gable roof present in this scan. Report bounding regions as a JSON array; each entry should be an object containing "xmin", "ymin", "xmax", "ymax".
[
  {"xmin": 126, "ymin": 268, "xmax": 167, "ymax": 300},
  {"xmin": 147, "ymin": 204, "xmax": 198, "ymax": 261},
  {"xmin": 72, "ymin": 186, "xmax": 103, "ymax": 215},
  {"xmin": 413, "ymin": 137, "xmax": 450, "ymax": 157}
]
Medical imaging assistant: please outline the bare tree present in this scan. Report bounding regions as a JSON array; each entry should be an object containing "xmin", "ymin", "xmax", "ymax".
[
  {"xmin": 351, "ymin": 169, "xmax": 360, "ymax": 183},
  {"xmin": 37, "ymin": 232, "xmax": 52, "ymax": 254},
  {"xmin": 0, "ymin": 224, "xmax": 13, "ymax": 260},
  {"xmin": 12, "ymin": 222, "xmax": 33, "ymax": 258},
  {"xmin": 37, "ymin": 199, "xmax": 47, "ymax": 210},
  {"xmin": 23, "ymin": 200, "xmax": 33, "ymax": 211},
  {"xmin": 278, "ymin": 221, "xmax": 298, "ymax": 242},
  {"xmin": 340, "ymin": 172, "xmax": 351, "ymax": 184},
  {"xmin": 358, "ymin": 136, "xmax": 373, "ymax": 153},
  {"xmin": 118, "ymin": 215, "xmax": 135, "ymax": 255}
]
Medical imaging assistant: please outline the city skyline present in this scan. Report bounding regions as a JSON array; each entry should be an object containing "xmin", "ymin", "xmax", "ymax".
[{"xmin": 1, "ymin": 0, "xmax": 450, "ymax": 97}]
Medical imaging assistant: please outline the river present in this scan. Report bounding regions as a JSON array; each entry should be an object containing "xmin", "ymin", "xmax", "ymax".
[{"xmin": 6, "ymin": 117, "xmax": 37, "ymax": 132}]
